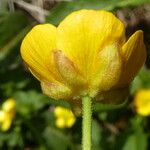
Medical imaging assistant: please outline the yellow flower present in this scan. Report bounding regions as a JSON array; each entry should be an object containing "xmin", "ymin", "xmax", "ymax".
[
  {"xmin": 2, "ymin": 98, "xmax": 16, "ymax": 114},
  {"xmin": 21, "ymin": 10, "xmax": 146, "ymax": 103},
  {"xmin": 134, "ymin": 90, "xmax": 150, "ymax": 116},
  {"xmin": 0, "ymin": 99, "xmax": 16, "ymax": 131},
  {"xmin": 54, "ymin": 107, "xmax": 76, "ymax": 128}
]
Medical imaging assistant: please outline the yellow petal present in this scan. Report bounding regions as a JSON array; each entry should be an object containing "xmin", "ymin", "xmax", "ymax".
[
  {"xmin": 134, "ymin": 90, "xmax": 150, "ymax": 116},
  {"xmin": 57, "ymin": 10, "xmax": 125, "ymax": 80},
  {"xmin": 56, "ymin": 117, "xmax": 65, "ymax": 128},
  {"xmin": 54, "ymin": 107, "xmax": 64, "ymax": 118},
  {"xmin": 1, "ymin": 119, "xmax": 12, "ymax": 131},
  {"xmin": 0, "ymin": 112, "xmax": 13, "ymax": 131},
  {"xmin": 54, "ymin": 107, "xmax": 76, "ymax": 128},
  {"xmin": 21, "ymin": 24, "xmax": 61, "ymax": 83},
  {"xmin": 119, "ymin": 30, "xmax": 146, "ymax": 86},
  {"xmin": 66, "ymin": 117, "xmax": 76, "ymax": 128},
  {"xmin": 137, "ymin": 107, "xmax": 150, "ymax": 116},
  {"xmin": 41, "ymin": 81, "xmax": 72, "ymax": 100},
  {"xmin": 2, "ymin": 98, "xmax": 16, "ymax": 113},
  {"xmin": 0, "ymin": 111, "xmax": 5, "ymax": 122}
]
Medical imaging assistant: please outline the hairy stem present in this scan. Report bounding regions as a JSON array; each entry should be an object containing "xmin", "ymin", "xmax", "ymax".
[{"xmin": 82, "ymin": 96, "xmax": 92, "ymax": 150}]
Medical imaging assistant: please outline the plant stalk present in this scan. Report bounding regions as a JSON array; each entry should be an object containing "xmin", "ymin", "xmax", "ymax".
[{"xmin": 82, "ymin": 96, "xmax": 92, "ymax": 150}]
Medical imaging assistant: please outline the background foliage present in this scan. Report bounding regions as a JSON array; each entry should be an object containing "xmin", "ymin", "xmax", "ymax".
[{"xmin": 0, "ymin": 0, "xmax": 150, "ymax": 150}]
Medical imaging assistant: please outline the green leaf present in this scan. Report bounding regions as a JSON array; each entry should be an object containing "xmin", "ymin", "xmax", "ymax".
[
  {"xmin": 0, "ymin": 126, "xmax": 23, "ymax": 148},
  {"xmin": 0, "ymin": 0, "xmax": 8, "ymax": 12},
  {"xmin": 0, "ymin": 11, "xmax": 30, "ymax": 61},
  {"xmin": 0, "ymin": 25, "xmax": 31, "ymax": 61},
  {"xmin": 93, "ymin": 99, "xmax": 128, "ymax": 112},
  {"xmin": 13, "ymin": 91, "xmax": 49, "ymax": 117},
  {"xmin": 130, "ymin": 68, "xmax": 150, "ymax": 94},
  {"xmin": 43, "ymin": 126, "xmax": 70, "ymax": 150},
  {"xmin": 92, "ymin": 120, "xmax": 102, "ymax": 150},
  {"xmin": 46, "ymin": 0, "xmax": 150, "ymax": 25},
  {"xmin": 122, "ymin": 127, "xmax": 148, "ymax": 150},
  {"xmin": 0, "ymin": 11, "xmax": 28, "ymax": 47}
]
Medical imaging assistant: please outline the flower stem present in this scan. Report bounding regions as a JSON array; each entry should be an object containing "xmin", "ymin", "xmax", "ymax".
[{"xmin": 82, "ymin": 96, "xmax": 92, "ymax": 150}]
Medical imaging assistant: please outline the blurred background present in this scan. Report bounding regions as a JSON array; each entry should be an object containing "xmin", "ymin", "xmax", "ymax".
[{"xmin": 0, "ymin": 0, "xmax": 150, "ymax": 150}]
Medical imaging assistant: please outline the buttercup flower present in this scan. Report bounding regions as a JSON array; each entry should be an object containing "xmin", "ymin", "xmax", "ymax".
[
  {"xmin": 0, "ymin": 98, "xmax": 16, "ymax": 131},
  {"xmin": 134, "ymin": 90, "xmax": 150, "ymax": 116},
  {"xmin": 21, "ymin": 10, "xmax": 146, "ymax": 104},
  {"xmin": 54, "ymin": 107, "xmax": 76, "ymax": 128}
]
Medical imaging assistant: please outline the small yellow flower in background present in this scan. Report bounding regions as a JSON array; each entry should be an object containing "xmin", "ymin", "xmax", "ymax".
[
  {"xmin": 2, "ymin": 98, "xmax": 16, "ymax": 113},
  {"xmin": 134, "ymin": 90, "xmax": 150, "ymax": 116},
  {"xmin": 21, "ymin": 10, "xmax": 146, "ymax": 104},
  {"xmin": 54, "ymin": 107, "xmax": 76, "ymax": 128},
  {"xmin": 0, "ymin": 98, "xmax": 16, "ymax": 131}
]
